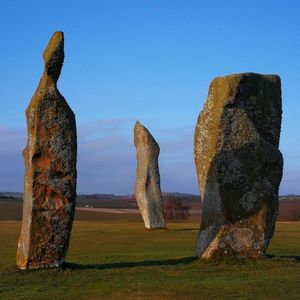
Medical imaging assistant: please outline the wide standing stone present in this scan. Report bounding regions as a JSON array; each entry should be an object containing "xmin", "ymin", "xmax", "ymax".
[
  {"xmin": 16, "ymin": 32, "xmax": 77, "ymax": 269},
  {"xmin": 134, "ymin": 121, "xmax": 166, "ymax": 229},
  {"xmin": 194, "ymin": 73, "xmax": 283, "ymax": 258}
]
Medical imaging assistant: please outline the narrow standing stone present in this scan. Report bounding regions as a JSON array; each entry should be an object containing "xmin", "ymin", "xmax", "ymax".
[
  {"xmin": 134, "ymin": 121, "xmax": 166, "ymax": 229},
  {"xmin": 17, "ymin": 32, "xmax": 77, "ymax": 269},
  {"xmin": 194, "ymin": 73, "xmax": 283, "ymax": 258}
]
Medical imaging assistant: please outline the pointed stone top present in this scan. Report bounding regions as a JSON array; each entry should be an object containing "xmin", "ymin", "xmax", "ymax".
[
  {"xmin": 134, "ymin": 120, "xmax": 143, "ymax": 129},
  {"xmin": 134, "ymin": 120, "xmax": 147, "ymax": 133},
  {"xmin": 43, "ymin": 31, "xmax": 64, "ymax": 82},
  {"xmin": 134, "ymin": 121, "xmax": 159, "ymax": 150}
]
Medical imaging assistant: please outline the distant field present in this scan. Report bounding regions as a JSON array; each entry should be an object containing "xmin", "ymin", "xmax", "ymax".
[
  {"xmin": 1, "ymin": 195, "xmax": 299, "ymax": 221},
  {"xmin": 0, "ymin": 197, "xmax": 201, "ymax": 221},
  {"xmin": 0, "ymin": 219, "xmax": 299, "ymax": 299}
]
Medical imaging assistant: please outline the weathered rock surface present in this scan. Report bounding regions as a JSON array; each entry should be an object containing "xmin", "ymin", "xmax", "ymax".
[
  {"xmin": 194, "ymin": 73, "xmax": 283, "ymax": 258},
  {"xmin": 16, "ymin": 32, "xmax": 77, "ymax": 269},
  {"xmin": 134, "ymin": 121, "xmax": 166, "ymax": 229}
]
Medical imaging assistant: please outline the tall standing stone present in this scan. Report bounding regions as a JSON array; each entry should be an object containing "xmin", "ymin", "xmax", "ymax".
[
  {"xmin": 194, "ymin": 73, "xmax": 283, "ymax": 258},
  {"xmin": 134, "ymin": 121, "xmax": 166, "ymax": 229},
  {"xmin": 17, "ymin": 32, "xmax": 77, "ymax": 269}
]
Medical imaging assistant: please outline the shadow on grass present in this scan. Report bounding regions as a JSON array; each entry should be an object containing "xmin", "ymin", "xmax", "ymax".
[
  {"xmin": 63, "ymin": 256, "xmax": 196, "ymax": 270},
  {"xmin": 172, "ymin": 228, "xmax": 198, "ymax": 231},
  {"xmin": 265, "ymin": 254, "xmax": 300, "ymax": 262}
]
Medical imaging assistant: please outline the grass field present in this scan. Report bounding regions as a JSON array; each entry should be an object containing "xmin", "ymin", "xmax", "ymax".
[{"xmin": 0, "ymin": 220, "xmax": 299, "ymax": 299}]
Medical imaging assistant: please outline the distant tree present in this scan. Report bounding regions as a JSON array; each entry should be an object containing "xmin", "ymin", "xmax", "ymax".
[
  {"xmin": 164, "ymin": 198, "xmax": 191, "ymax": 220},
  {"xmin": 289, "ymin": 208, "xmax": 300, "ymax": 221}
]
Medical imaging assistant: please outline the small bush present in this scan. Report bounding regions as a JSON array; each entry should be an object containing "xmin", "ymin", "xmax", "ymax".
[
  {"xmin": 164, "ymin": 197, "xmax": 191, "ymax": 220},
  {"xmin": 289, "ymin": 208, "xmax": 300, "ymax": 221}
]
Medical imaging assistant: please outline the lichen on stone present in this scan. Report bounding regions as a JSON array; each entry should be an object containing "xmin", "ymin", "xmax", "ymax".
[
  {"xmin": 194, "ymin": 73, "xmax": 283, "ymax": 259},
  {"xmin": 16, "ymin": 32, "xmax": 77, "ymax": 270},
  {"xmin": 134, "ymin": 121, "xmax": 166, "ymax": 229}
]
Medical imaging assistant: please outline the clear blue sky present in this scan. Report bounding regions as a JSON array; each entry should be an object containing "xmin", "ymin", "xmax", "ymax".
[{"xmin": 0, "ymin": 0, "xmax": 299, "ymax": 195}]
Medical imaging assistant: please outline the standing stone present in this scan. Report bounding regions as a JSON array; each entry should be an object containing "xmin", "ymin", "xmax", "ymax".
[
  {"xmin": 16, "ymin": 32, "xmax": 77, "ymax": 269},
  {"xmin": 194, "ymin": 73, "xmax": 283, "ymax": 258},
  {"xmin": 134, "ymin": 121, "xmax": 166, "ymax": 229}
]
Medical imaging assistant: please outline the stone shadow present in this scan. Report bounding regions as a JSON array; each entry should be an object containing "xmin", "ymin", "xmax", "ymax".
[
  {"xmin": 63, "ymin": 256, "xmax": 196, "ymax": 270},
  {"xmin": 264, "ymin": 254, "xmax": 300, "ymax": 262},
  {"xmin": 195, "ymin": 138, "xmax": 283, "ymax": 257},
  {"xmin": 172, "ymin": 228, "xmax": 198, "ymax": 231}
]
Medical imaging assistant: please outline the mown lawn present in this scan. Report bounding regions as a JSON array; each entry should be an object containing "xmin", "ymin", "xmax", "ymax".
[{"xmin": 0, "ymin": 220, "xmax": 299, "ymax": 299}]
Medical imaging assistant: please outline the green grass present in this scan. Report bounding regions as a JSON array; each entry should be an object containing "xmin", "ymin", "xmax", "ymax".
[{"xmin": 0, "ymin": 220, "xmax": 300, "ymax": 299}]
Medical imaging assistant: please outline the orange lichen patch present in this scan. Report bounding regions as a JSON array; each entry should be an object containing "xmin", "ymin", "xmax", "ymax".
[
  {"xmin": 54, "ymin": 195, "xmax": 69, "ymax": 210},
  {"xmin": 33, "ymin": 155, "xmax": 51, "ymax": 170}
]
